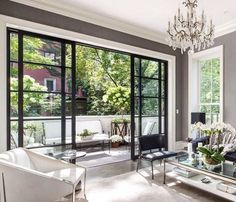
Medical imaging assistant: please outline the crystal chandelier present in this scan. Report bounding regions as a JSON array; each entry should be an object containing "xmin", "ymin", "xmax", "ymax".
[{"xmin": 167, "ymin": 0, "xmax": 215, "ymax": 54}]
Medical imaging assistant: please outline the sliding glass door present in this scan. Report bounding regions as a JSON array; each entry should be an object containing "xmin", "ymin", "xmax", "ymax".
[
  {"xmin": 7, "ymin": 29, "xmax": 76, "ymax": 149},
  {"xmin": 7, "ymin": 28, "xmax": 168, "ymax": 158},
  {"xmin": 131, "ymin": 56, "xmax": 168, "ymax": 159}
]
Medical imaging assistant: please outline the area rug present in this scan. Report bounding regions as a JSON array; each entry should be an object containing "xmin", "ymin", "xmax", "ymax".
[
  {"xmin": 77, "ymin": 150, "xmax": 130, "ymax": 168},
  {"xmin": 84, "ymin": 167, "xmax": 228, "ymax": 202}
]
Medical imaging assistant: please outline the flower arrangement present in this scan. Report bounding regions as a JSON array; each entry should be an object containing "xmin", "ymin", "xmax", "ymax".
[
  {"xmin": 196, "ymin": 122, "xmax": 235, "ymax": 167},
  {"xmin": 110, "ymin": 135, "xmax": 123, "ymax": 143}
]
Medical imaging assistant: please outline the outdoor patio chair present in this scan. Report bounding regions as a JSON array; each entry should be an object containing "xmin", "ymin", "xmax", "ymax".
[{"xmin": 136, "ymin": 134, "xmax": 177, "ymax": 179}]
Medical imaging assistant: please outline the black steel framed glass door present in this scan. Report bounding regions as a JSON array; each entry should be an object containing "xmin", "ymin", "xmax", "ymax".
[
  {"xmin": 130, "ymin": 55, "xmax": 168, "ymax": 159},
  {"xmin": 7, "ymin": 28, "xmax": 77, "ymax": 150}
]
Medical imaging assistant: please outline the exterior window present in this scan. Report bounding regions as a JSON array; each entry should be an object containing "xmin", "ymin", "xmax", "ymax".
[
  {"xmin": 199, "ymin": 58, "xmax": 220, "ymax": 123},
  {"xmin": 45, "ymin": 78, "xmax": 56, "ymax": 92}
]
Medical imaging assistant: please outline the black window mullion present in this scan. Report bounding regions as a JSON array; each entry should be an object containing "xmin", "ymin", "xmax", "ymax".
[
  {"xmin": 61, "ymin": 43, "xmax": 66, "ymax": 145},
  {"xmin": 158, "ymin": 62, "xmax": 162, "ymax": 135},
  {"xmin": 138, "ymin": 58, "xmax": 142, "ymax": 138},
  {"xmin": 18, "ymin": 31, "xmax": 24, "ymax": 147},
  {"xmin": 130, "ymin": 55, "xmax": 135, "ymax": 159},
  {"xmin": 71, "ymin": 43, "xmax": 76, "ymax": 149},
  {"xmin": 164, "ymin": 61, "xmax": 168, "ymax": 149}
]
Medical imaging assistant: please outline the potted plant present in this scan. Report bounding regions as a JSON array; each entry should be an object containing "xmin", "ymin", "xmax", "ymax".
[
  {"xmin": 197, "ymin": 123, "xmax": 225, "ymax": 170},
  {"xmin": 78, "ymin": 129, "xmax": 94, "ymax": 140},
  {"xmin": 110, "ymin": 135, "xmax": 123, "ymax": 148},
  {"xmin": 197, "ymin": 145, "xmax": 225, "ymax": 170}
]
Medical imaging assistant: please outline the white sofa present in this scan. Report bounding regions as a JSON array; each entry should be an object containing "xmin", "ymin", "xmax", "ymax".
[
  {"xmin": 44, "ymin": 120, "xmax": 109, "ymax": 145},
  {"xmin": 0, "ymin": 148, "xmax": 86, "ymax": 202}
]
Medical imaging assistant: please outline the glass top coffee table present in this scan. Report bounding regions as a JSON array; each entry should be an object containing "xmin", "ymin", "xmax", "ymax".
[
  {"xmin": 164, "ymin": 153, "xmax": 236, "ymax": 201},
  {"xmin": 54, "ymin": 150, "xmax": 87, "ymax": 164}
]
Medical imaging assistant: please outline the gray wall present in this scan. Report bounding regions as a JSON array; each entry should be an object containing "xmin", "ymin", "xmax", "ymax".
[
  {"xmin": 181, "ymin": 31, "xmax": 236, "ymax": 140},
  {"xmin": 0, "ymin": 0, "xmax": 183, "ymax": 141}
]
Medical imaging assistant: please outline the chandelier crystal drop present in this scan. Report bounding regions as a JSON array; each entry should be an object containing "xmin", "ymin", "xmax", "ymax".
[{"xmin": 167, "ymin": 0, "xmax": 215, "ymax": 54}]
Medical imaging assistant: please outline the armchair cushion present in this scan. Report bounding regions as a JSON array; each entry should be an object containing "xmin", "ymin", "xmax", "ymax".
[{"xmin": 142, "ymin": 151, "xmax": 177, "ymax": 161}]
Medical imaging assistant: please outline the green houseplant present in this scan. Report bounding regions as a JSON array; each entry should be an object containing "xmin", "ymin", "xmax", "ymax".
[
  {"xmin": 78, "ymin": 129, "xmax": 95, "ymax": 140},
  {"xmin": 197, "ymin": 124, "xmax": 226, "ymax": 170}
]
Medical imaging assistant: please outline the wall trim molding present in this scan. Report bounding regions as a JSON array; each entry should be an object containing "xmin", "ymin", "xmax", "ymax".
[
  {"xmin": 10, "ymin": 0, "xmax": 167, "ymax": 45},
  {"xmin": 215, "ymin": 19, "xmax": 236, "ymax": 38},
  {"xmin": 0, "ymin": 14, "xmax": 176, "ymax": 151}
]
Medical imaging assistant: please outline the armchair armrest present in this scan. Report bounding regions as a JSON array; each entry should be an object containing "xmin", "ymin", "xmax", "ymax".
[
  {"xmin": 26, "ymin": 149, "xmax": 77, "ymax": 173},
  {"xmin": 0, "ymin": 160, "xmax": 73, "ymax": 202}
]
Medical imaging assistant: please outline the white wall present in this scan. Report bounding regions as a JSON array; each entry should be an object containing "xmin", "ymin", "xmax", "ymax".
[{"xmin": 0, "ymin": 18, "xmax": 7, "ymax": 152}]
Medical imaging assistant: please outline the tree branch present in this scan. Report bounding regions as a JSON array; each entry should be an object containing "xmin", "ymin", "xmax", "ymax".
[{"xmin": 94, "ymin": 49, "xmax": 118, "ymax": 87}]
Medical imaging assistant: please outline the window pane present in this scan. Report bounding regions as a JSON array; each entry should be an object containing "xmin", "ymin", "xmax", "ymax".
[
  {"xmin": 10, "ymin": 33, "xmax": 18, "ymax": 61},
  {"xmin": 142, "ymin": 98, "xmax": 159, "ymax": 116},
  {"xmin": 10, "ymin": 62, "xmax": 18, "ymax": 90},
  {"xmin": 23, "ymin": 121, "xmax": 45, "ymax": 147},
  {"xmin": 200, "ymin": 105, "xmax": 212, "ymax": 124},
  {"xmin": 142, "ymin": 79, "xmax": 159, "ymax": 97},
  {"xmin": 66, "ymin": 95, "xmax": 72, "ymax": 117},
  {"xmin": 200, "ymin": 75, "xmax": 212, "ymax": 103},
  {"xmin": 65, "ymin": 68, "xmax": 72, "ymax": 93},
  {"xmin": 212, "ymin": 76, "xmax": 220, "ymax": 103},
  {"xmin": 211, "ymin": 105, "xmax": 220, "ymax": 122},
  {"xmin": 23, "ymin": 93, "xmax": 61, "ymax": 117},
  {"xmin": 141, "ymin": 59, "xmax": 159, "ymax": 78},
  {"xmin": 199, "ymin": 57, "xmax": 220, "ymax": 124},
  {"xmin": 142, "ymin": 117, "xmax": 159, "ymax": 135},
  {"xmin": 23, "ymin": 36, "xmax": 61, "ymax": 65},
  {"xmin": 134, "ymin": 77, "xmax": 139, "ymax": 96},
  {"xmin": 134, "ymin": 57, "xmax": 140, "ymax": 76},
  {"xmin": 66, "ymin": 44, "xmax": 72, "ymax": 67},
  {"xmin": 43, "ymin": 120, "xmax": 62, "ymax": 145},
  {"xmin": 66, "ymin": 119, "xmax": 72, "ymax": 144},
  {"xmin": 10, "ymin": 121, "xmax": 18, "ymax": 149},
  {"xmin": 10, "ymin": 92, "xmax": 18, "ymax": 118},
  {"xmin": 23, "ymin": 64, "xmax": 61, "ymax": 92}
]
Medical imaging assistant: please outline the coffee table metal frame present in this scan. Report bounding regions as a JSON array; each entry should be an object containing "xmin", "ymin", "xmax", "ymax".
[{"xmin": 163, "ymin": 159, "xmax": 236, "ymax": 185}]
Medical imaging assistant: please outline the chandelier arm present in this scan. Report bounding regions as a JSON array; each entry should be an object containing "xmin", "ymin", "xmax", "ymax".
[
  {"xmin": 205, "ymin": 29, "xmax": 214, "ymax": 38},
  {"xmin": 167, "ymin": 30, "xmax": 174, "ymax": 38},
  {"xmin": 193, "ymin": 21, "xmax": 202, "ymax": 29},
  {"xmin": 174, "ymin": 23, "xmax": 189, "ymax": 37}
]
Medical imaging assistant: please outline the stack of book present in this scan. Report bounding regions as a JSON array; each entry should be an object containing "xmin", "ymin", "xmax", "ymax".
[{"xmin": 173, "ymin": 167, "xmax": 198, "ymax": 178}]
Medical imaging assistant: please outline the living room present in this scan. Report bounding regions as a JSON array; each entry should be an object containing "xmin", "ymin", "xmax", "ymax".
[{"xmin": 0, "ymin": 0, "xmax": 236, "ymax": 202}]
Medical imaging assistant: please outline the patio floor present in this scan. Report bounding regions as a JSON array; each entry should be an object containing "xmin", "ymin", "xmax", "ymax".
[{"xmin": 76, "ymin": 145, "xmax": 130, "ymax": 168}]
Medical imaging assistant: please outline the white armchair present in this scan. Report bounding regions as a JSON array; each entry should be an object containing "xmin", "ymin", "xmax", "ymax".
[{"xmin": 0, "ymin": 148, "xmax": 86, "ymax": 202}]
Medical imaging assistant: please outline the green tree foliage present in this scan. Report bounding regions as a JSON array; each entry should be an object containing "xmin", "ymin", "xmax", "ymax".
[
  {"xmin": 103, "ymin": 86, "xmax": 130, "ymax": 115},
  {"xmin": 11, "ymin": 75, "xmax": 47, "ymax": 116},
  {"xmin": 199, "ymin": 58, "xmax": 220, "ymax": 123},
  {"xmin": 74, "ymin": 45, "xmax": 131, "ymax": 115},
  {"xmin": 10, "ymin": 33, "xmax": 132, "ymax": 116}
]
